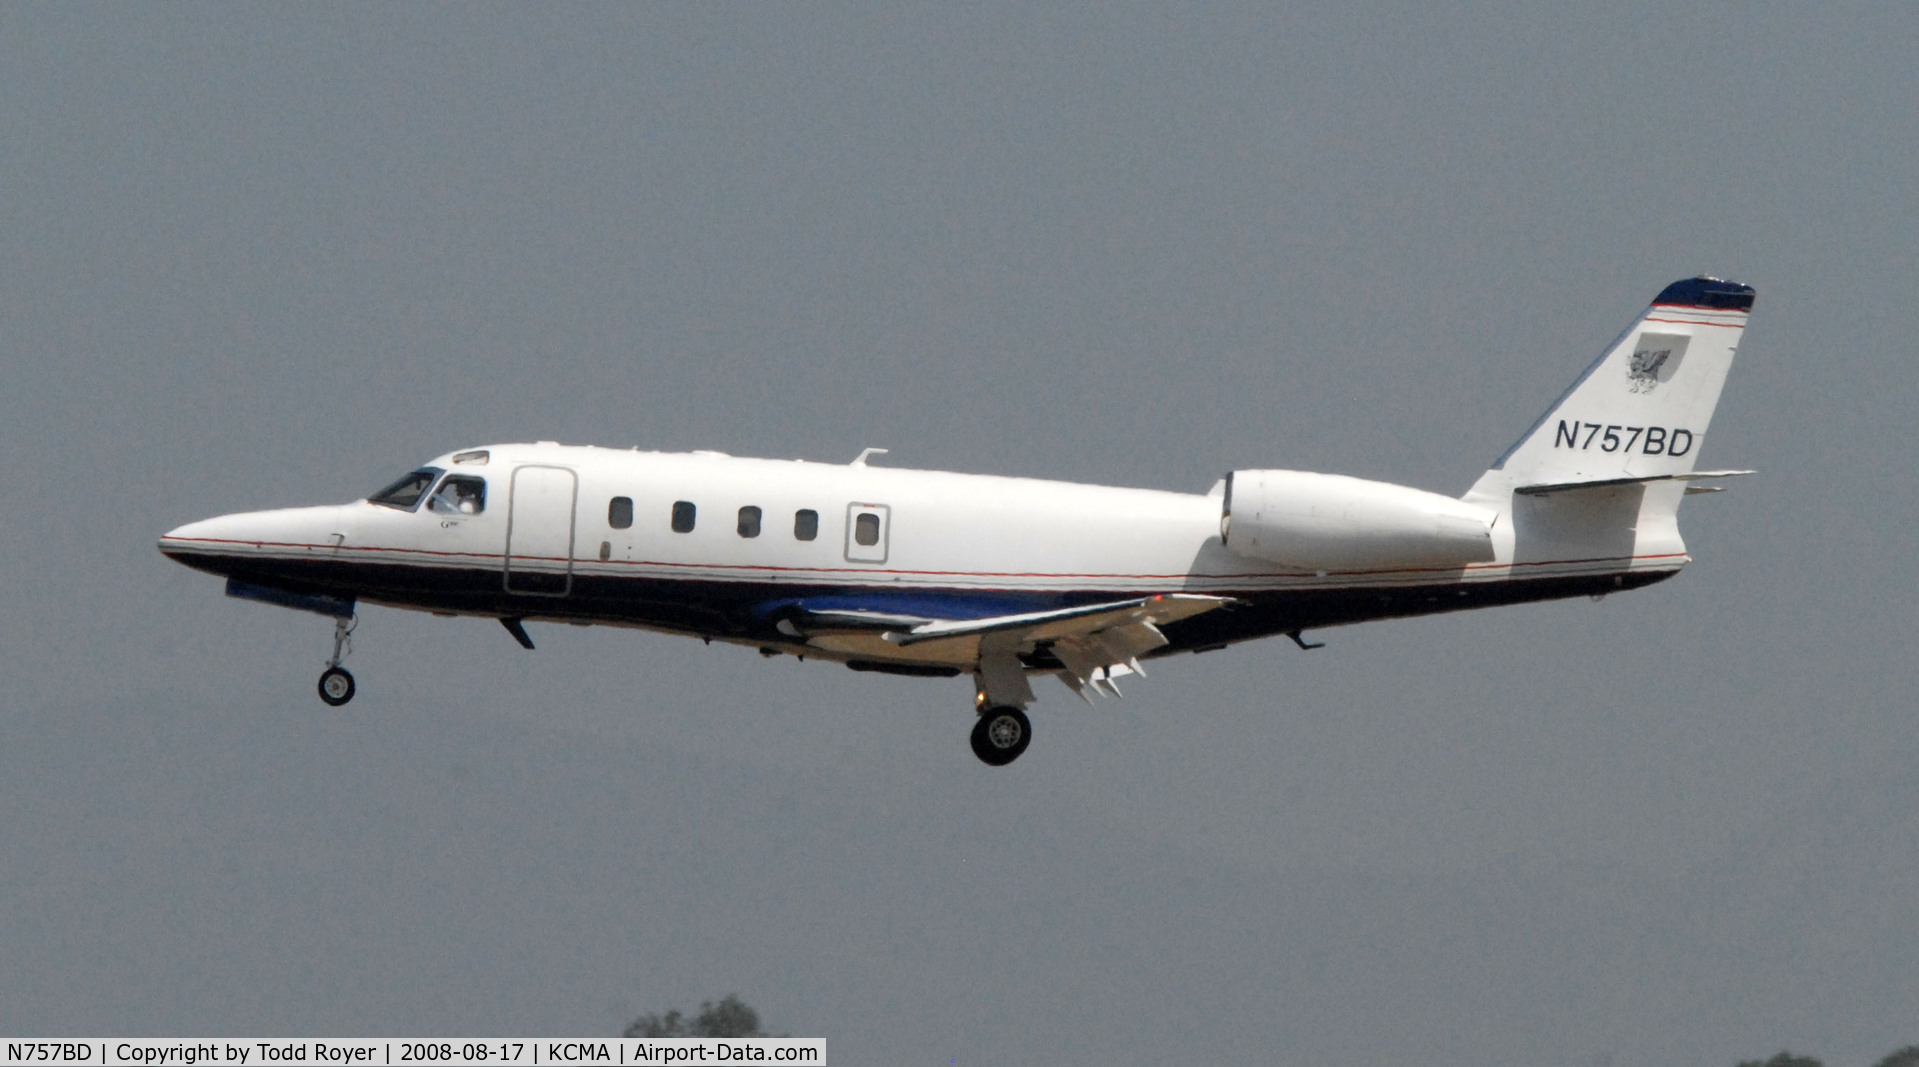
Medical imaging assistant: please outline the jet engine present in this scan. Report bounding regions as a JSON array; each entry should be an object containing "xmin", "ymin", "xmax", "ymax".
[{"xmin": 1220, "ymin": 470, "xmax": 1497, "ymax": 572}]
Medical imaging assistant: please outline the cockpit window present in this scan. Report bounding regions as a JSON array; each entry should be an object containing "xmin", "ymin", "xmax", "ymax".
[
  {"xmin": 428, "ymin": 475, "xmax": 487, "ymax": 515},
  {"xmin": 368, "ymin": 468, "xmax": 442, "ymax": 510}
]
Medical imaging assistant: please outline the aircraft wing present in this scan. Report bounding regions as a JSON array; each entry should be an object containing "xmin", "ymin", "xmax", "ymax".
[
  {"xmin": 885, "ymin": 593, "xmax": 1233, "ymax": 703},
  {"xmin": 881, "ymin": 593, "xmax": 1229, "ymax": 646},
  {"xmin": 775, "ymin": 608, "xmax": 931, "ymax": 636}
]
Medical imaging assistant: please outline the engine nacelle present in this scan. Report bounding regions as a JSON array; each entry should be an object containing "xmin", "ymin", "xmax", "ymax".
[{"xmin": 1220, "ymin": 469, "xmax": 1497, "ymax": 572}]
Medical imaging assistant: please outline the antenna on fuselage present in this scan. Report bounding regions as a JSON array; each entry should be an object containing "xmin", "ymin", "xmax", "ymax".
[{"xmin": 850, "ymin": 447, "xmax": 889, "ymax": 467}]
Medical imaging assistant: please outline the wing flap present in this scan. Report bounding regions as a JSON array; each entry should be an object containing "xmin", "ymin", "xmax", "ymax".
[{"xmin": 1051, "ymin": 620, "xmax": 1171, "ymax": 702}]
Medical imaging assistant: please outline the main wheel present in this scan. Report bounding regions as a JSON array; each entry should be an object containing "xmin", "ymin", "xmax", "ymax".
[
  {"xmin": 970, "ymin": 706, "xmax": 1031, "ymax": 766},
  {"xmin": 317, "ymin": 666, "xmax": 356, "ymax": 706}
]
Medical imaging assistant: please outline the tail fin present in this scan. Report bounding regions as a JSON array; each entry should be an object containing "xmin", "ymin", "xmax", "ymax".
[{"xmin": 1466, "ymin": 277, "xmax": 1755, "ymax": 569}]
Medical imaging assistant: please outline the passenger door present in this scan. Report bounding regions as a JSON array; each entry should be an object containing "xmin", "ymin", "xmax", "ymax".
[
  {"xmin": 505, "ymin": 465, "xmax": 578, "ymax": 595},
  {"xmin": 844, "ymin": 502, "xmax": 890, "ymax": 564}
]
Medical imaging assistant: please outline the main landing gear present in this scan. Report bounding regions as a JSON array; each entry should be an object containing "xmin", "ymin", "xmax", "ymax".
[
  {"xmin": 970, "ymin": 705, "xmax": 1032, "ymax": 766},
  {"xmin": 969, "ymin": 651, "xmax": 1036, "ymax": 766},
  {"xmin": 316, "ymin": 614, "xmax": 357, "ymax": 707}
]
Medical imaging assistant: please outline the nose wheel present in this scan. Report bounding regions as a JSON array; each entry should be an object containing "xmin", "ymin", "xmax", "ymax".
[
  {"xmin": 318, "ymin": 666, "xmax": 356, "ymax": 706},
  {"xmin": 316, "ymin": 614, "xmax": 358, "ymax": 706},
  {"xmin": 970, "ymin": 705, "xmax": 1032, "ymax": 766}
]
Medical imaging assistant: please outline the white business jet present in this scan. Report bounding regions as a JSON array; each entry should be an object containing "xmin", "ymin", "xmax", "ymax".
[{"xmin": 160, "ymin": 277, "xmax": 1755, "ymax": 765}]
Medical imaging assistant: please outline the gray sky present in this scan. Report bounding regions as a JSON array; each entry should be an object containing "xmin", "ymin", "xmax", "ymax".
[{"xmin": 3, "ymin": 4, "xmax": 1916, "ymax": 1064}]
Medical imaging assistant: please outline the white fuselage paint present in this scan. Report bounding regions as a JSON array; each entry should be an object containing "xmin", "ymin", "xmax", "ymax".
[{"xmin": 159, "ymin": 441, "xmax": 1688, "ymax": 670}]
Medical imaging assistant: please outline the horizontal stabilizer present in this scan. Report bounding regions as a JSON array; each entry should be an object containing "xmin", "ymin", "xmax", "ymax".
[{"xmin": 1514, "ymin": 469, "xmax": 1755, "ymax": 497}]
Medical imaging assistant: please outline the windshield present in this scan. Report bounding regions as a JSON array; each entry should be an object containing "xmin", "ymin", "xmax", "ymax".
[{"xmin": 367, "ymin": 467, "xmax": 442, "ymax": 510}]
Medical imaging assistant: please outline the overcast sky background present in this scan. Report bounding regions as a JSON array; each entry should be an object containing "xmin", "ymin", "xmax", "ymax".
[{"xmin": 3, "ymin": 5, "xmax": 1917, "ymax": 1065}]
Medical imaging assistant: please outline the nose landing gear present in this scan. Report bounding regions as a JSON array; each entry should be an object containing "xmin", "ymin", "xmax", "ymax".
[
  {"xmin": 316, "ymin": 614, "xmax": 358, "ymax": 707},
  {"xmin": 318, "ymin": 666, "xmax": 355, "ymax": 706}
]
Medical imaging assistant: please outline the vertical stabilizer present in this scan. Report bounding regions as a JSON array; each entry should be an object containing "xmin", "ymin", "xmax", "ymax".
[
  {"xmin": 1470, "ymin": 277, "xmax": 1753, "ymax": 499},
  {"xmin": 1466, "ymin": 277, "xmax": 1754, "ymax": 569}
]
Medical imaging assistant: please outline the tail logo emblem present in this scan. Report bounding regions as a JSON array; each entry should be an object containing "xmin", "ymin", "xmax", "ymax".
[
  {"xmin": 1628, "ymin": 347, "xmax": 1671, "ymax": 392},
  {"xmin": 1627, "ymin": 332, "xmax": 1689, "ymax": 394}
]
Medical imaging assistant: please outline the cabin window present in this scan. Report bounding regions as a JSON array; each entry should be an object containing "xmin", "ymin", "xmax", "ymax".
[
  {"xmin": 608, "ymin": 496, "xmax": 633, "ymax": 529},
  {"xmin": 427, "ymin": 475, "xmax": 486, "ymax": 515},
  {"xmin": 737, "ymin": 506, "xmax": 762, "ymax": 538},
  {"xmin": 368, "ymin": 468, "xmax": 442, "ymax": 511},
  {"xmin": 671, "ymin": 501, "xmax": 697, "ymax": 533},
  {"xmin": 854, "ymin": 512, "xmax": 881, "ymax": 546},
  {"xmin": 794, "ymin": 509, "xmax": 819, "ymax": 541}
]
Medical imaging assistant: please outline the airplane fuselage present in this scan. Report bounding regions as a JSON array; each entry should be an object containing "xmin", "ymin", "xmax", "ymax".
[{"xmin": 160, "ymin": 442, "xmax": 1677, "ymax": 675}]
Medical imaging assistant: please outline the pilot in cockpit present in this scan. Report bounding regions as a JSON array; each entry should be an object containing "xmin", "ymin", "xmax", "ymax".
[{"xmin": 428, "ymin": 475, "xmax": 486, "ymax": 515}]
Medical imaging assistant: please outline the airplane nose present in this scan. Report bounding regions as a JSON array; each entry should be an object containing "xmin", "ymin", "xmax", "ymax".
[
  {"xmin": 160, "ymin": 514, "xmax": 232, "ymax": 545},
  {"xmin": 159, "ymin": 511, "xmax": 265, "ymax": 575},
  {"xmin": 160, "ymin": 511, "xmax": 262, "ymax": 552},
  {"xmin": 158, "ymin": 505, "xmax": 358, "ymax": 576}
]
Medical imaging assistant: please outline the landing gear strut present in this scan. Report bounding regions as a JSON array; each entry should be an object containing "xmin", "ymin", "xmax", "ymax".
[
  {"xmin": 970, "ymin": 705, "xmax": 1032, "ymax": 766},
  {"xmin": 317, "ymin": 614, "xmax": 357, "ymax": 707}
]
